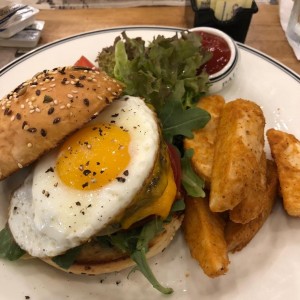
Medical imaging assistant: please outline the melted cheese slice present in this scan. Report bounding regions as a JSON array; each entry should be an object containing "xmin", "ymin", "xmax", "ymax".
[{"xmin": 121, "ymin": 168, "xmax": 177, "ymax": 229}]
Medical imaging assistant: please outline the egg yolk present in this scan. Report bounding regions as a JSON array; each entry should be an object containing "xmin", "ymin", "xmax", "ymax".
[{"xmin": 56, "ymin": 123, "xmax": 130, "ymax": 191}]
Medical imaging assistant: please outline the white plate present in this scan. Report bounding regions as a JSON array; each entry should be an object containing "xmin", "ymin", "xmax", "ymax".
[{"xmin": 1, "ymin": 26, "xmax": 300, "ymax": 300}]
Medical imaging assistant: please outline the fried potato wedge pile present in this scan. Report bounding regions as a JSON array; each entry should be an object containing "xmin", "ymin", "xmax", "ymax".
[
  {"xmin": 209, "ymin": 99, "xmax": 267, "ymax": 222},
  {"xmin": 183, "ymin": 96, "xmax": 281, "ymax": 278}
]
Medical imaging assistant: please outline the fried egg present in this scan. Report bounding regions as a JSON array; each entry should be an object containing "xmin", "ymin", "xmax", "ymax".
[{"xmin": 8, "ymin": 96, "xmax": 160, "ymax": 257}]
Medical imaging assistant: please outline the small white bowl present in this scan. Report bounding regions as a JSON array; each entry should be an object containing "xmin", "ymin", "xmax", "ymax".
[{"xmin": 189, "ymin": 27, "xmax": 240, "ymax": 93}]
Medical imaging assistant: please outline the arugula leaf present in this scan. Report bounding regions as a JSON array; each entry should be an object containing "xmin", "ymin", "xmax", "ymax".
[
  {"xmin": 136, "ymin": 218, "xmax": 164, "ymax": 253},
  {"xmin": 52, "ymin": 246, "xmax": 82, "ymax": 269},
  {"xmin": 106, "ymin": 218, "xmax": 173, "ymax": 294},
  {"xmin": 94, "ymin": 235, "xmax": 114, "ymax": 248},
  {"xmin": 181, "ymin": 149, "xmax": 206, "ymax": 197},
  {"xmin": 109, "ymin": 228, "xmax": 140, "ymax": 253},
  {"xmin": 159, "ymin": 99, "xmax": 211, "ymax": 143},
  {"xmin": 164, "ymin": 199, "xmax": 185, "ymax": 223},
  {"xmin": 170, "ymin": 199, "xmax": 185, "ymax": 213},
  {"xmin": 0, "ymin": 225, "xmax": 25, "ymax": 261},
  {"xmin": 131, "ymin": 218, "xmax": 173, "ymax": 294},
  {"xmin": 130, "ymin": 251, "xmax": 173, "ymax": 295}
]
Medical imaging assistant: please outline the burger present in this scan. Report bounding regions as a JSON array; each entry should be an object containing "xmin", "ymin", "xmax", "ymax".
[{"xmin": 0, "ymin": 66, "xmax": 182, "ymax": 294}]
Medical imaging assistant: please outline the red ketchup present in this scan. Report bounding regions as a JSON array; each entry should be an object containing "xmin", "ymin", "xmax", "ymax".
[{"xmin": 197, "ymin": 31, "xmax": 231, "ymax": 75}]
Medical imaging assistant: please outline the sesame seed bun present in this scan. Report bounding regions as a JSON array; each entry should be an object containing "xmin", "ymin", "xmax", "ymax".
[
  {"xmin": 40, "ymin": 213, "xmax": 183, "ymax": 275},
  {"xmin": 0, "ymin": 66, "xmax": 123, "ymax": 180}
]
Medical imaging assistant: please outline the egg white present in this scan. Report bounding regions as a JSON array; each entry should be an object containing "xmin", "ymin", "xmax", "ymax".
[{"xmin": 8, "ymin": 96, "xmax": 160, "ymax": 257}]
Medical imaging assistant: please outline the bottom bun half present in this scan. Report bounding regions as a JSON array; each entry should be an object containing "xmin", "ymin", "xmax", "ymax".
[{"xmin": 41, "ymin": 213, "xmax": 184, "ymax": 275}]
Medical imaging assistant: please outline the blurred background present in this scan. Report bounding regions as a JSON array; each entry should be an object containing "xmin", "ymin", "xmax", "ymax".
[{"xmin": 0, "ymin": 0, "xmax": 299, "ymax": 73}]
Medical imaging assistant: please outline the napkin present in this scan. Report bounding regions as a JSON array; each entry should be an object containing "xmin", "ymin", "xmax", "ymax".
[{"xmin": 279, "ymin": 0, "xmax": 300, "ymax": 60}]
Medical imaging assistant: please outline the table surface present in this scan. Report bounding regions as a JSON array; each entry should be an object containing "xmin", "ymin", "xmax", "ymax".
[{"xmin": 0, "ymin": 4, "xmax": 299, "ymax": 75}]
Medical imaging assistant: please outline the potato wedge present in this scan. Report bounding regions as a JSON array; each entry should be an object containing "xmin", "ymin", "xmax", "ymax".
[
  {"xmin": 229, "ymin": 151, "xmax": 267, "ymax": 223},
  {"xmin": 183, "ymin": 196, "xmax": 229, "ymax": 278},
  {"xmin": 267, "ymin": 128, "xmax": 300, "ymax": 216},
  {"xmin": 184, "ymin": 95, "xmax": 225, "ymax": 186},
  {"xmin": 209, "ymin": 99, "xmax": 266, "ymax": 213},
  {"xmin": 225, "ymin": 160, "xmax": 278, "ymax": 252}
]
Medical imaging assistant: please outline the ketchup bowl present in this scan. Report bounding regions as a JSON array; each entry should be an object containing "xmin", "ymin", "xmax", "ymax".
[{"xmin": 189, "ymin": 27, "xmax": 239, "ymax": 93}]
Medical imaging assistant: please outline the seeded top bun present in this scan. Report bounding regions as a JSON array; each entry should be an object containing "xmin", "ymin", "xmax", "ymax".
[{"xmin": 0, "ymin": 66, "xmax": 123, "ymax": 180}]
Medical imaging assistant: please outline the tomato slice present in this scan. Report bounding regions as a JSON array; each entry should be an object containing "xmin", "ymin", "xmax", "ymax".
[
  {"xmin": 74, "ymin": 55, "xmax": 96, "ymax": 68},
  {"xmin": 167, "ymin": 143, "xmax": 182, "ymax": 193}
]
